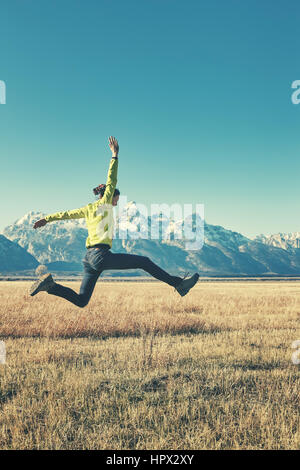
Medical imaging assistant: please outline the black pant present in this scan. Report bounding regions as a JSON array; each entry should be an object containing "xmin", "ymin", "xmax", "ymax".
[{"xmin": 48, "ymin": 246, "xmax": 182, "ymax": 308}]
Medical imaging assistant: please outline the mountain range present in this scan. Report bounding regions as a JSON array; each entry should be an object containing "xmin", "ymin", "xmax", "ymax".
[{"xmin": 2, "ymin": 202, "xmax": 300, "ymax": 276}]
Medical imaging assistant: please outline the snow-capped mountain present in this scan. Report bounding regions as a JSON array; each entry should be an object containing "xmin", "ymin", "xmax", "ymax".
[
  {"xmin": 254, "ymin": 233, "xmax": 300, "ymax": 251},
  {"xmin": 3, "ymin": 210, "xmax": 87, "ymax": 267},
  {"xmin": 3, "ymin": 203, "xmax": 300, "ymax": 275}
]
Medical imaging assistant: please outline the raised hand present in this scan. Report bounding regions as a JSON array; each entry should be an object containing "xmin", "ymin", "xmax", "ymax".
[
  {"xmin": 33, "ymin": 218, "xmax": 47, "ymax": 229},
  {"xmin": 108, "ymin": 136, "xmax": 119, "ymax": 157}
]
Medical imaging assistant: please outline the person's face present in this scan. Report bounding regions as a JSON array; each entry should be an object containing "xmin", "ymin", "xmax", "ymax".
[{"xmin": 112, "ymin": 195, "xmax": 119, "ymax": 207}]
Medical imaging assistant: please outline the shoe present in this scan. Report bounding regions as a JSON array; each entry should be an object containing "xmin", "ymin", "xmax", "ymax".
[
  {"xmin": 29, "ymin": 273, "xmax": 55, "ymax": 297},
  {"xmin": 175, "ymin": 273, "xmax": 199, "ymax": 297}
]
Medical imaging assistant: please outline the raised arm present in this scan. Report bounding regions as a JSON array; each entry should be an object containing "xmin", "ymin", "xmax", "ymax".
[
  {"xmin": 33, "ymin": 206, "xmax": 86, "ymax": 229},
  {"xmin": 101, "ymin": 136, "xmax": 119, "ymax": 205}
]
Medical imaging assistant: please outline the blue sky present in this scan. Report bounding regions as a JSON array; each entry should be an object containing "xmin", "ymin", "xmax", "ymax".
[{"xmin": 0, "ymin": 0, "xmax": 300, "ymax": 237}]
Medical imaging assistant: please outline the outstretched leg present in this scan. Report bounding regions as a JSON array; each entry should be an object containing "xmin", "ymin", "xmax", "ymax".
[
  {"xmin": 47, "ymin": 264, "xmax": 101, "ymax": 308},
  {"xmin": 101, "ymin": 252, "xmax": 182, "ymax": 287}
]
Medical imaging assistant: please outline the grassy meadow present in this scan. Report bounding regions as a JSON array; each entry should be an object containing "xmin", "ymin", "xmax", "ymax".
[{"xmin": 0, "ymin": 280, "xmax": 299, "ymax": 450}]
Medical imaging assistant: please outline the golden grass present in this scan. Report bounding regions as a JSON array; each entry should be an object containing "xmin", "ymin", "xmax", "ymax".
[{"xmin": 0, "ymin": 280, "xmax": 299, "ymax": 449}]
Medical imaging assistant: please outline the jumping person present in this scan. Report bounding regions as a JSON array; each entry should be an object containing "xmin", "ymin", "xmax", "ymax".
[{"xmin": 29, "ymin": 137, "xmax": 199, "ymax": 307}]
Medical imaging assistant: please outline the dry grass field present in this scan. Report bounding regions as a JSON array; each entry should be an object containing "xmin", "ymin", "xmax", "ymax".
[{"xmin": 0, "ymin": 280, "xmax": 299, "ymax": 450}]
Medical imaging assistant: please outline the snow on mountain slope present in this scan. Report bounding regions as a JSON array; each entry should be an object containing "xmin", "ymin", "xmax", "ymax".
[
  {"xmin": 3, "ymin": 204, "xmax": 300, "ymax": 275},
  {"xmin": 255, "ymin": 233, "xmax": 300, "ymax": 251},
  {"xmin": 3, "ymin": 210, "xmax": 87, "ymax": 264}
]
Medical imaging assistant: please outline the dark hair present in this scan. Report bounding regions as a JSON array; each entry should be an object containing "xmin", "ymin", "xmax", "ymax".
[{"xmin": 93, "ymin": 184, "xmax": 120, "ymax": 198}]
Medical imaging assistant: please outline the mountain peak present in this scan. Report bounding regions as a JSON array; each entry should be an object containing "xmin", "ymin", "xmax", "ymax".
[
  {"xmin": 15, "ymin": 211, "xmax": 43, "ymax": 226},
  {"xmin": 255, "ymin": 232, "xmax": 300, "ymax": 250}
]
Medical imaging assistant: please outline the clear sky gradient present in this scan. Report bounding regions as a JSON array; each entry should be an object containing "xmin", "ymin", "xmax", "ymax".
[{"xmin": 1, "ymin": 0, "xmax": 300, "ymax": 238}]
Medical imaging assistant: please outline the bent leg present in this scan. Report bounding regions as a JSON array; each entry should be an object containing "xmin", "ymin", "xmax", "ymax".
[
  {"xmin": 102, "ymin": 252, "xmax": 182, "ymax": 287},
  {"xmin": 48, "ymin": 265, "xmax": 101, "ymax": 308}
]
